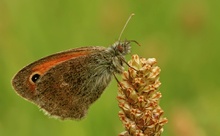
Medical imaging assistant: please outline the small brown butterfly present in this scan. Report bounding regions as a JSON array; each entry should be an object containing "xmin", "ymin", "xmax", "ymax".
[{"xmin": 12, "ymin": 13, "xmax": 138, "ymax": 120}]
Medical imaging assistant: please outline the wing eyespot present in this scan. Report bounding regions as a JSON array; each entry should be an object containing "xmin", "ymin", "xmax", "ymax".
[{"xmin": 29, "ymin": 72, "xmax": 41, "ymax": 84}]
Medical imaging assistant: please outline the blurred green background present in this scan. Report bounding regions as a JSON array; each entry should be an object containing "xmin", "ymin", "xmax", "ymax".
[{"xmin": 0, "ymin": 0, "xmax": 219, "ymax": 136}]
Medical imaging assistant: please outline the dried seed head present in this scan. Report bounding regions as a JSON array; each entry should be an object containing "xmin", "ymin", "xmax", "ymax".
[{"xmin": 118, "ymin": 54, "xmax": 168, "ymax": 136}]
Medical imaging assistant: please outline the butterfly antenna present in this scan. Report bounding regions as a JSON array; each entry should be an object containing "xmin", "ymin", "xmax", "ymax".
[{"xmin": 118, "ymin": 13, "xmax": 135, "ymax": 41}]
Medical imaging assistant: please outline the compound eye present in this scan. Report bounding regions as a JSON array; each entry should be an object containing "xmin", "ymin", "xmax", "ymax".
[
  {"xmin": 117, "ymin": 45, "xmax": 124, "ymax": 53},
  {"xmin": 29, "ymin": 72, "xmax": 41, "ymax": 84}
]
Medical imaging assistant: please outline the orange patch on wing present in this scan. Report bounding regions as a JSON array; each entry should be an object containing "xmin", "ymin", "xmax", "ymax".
[{"xmin": 32, "ymin": 50, "xmax": 92, "ymax": 74}]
